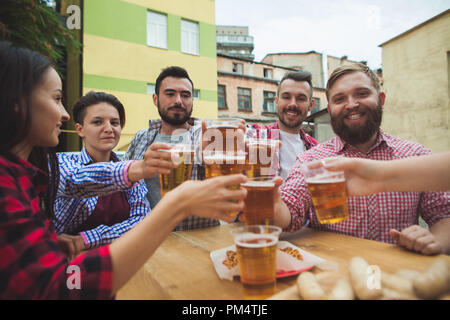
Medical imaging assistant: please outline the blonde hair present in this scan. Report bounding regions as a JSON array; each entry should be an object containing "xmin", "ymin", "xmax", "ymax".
[{"xmin": 326, "ymin": 62, "xmax": 381, "ymax": 100}]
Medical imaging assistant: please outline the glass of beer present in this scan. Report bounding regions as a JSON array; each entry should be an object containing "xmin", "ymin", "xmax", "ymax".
[
  {"xmin": 203, "ymin": 151, "xmax": 248, "ymax": 218},
  {"xmin": 241, "ymin": 177, "xmax": 276, "ymax": 225},
  {"xmin": 159, "ymin": 144, "xmax": 195, "ymax": 197},
  {"xmin": 246, "ymin": 138, "xmax": 279, "ymax": 178},
  {"xmin": 300, "ymin": 159, "xmax": 349, "ymax": 224},
  {"xmin": 203, "ymin": 118, "xmax": 244, "ymax": 153},
  {"xmin": 231, "ymin": 225, "xmax": 282, "ymax": 300}
]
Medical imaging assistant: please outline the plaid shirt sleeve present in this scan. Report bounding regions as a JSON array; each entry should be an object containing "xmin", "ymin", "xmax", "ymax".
[
  {"xmin": 57, "ymin": 153, "xmax": 134, "ymax": 198},
  {"xmin": 0, "ymin": 158, "xmax": 113, "ymax": 299},
  {"xmin": 80, "ymin": 180, "xmax": 151, "ymax": 248},
  {"xmin": 279, "ymin": 154, "xmax": 314, "ymax": 232}
]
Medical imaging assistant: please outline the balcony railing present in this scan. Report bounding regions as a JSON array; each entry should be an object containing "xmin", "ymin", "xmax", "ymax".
[{"xmin": 216, "ymin": 35, "xmax": 254, "ymax": 45}]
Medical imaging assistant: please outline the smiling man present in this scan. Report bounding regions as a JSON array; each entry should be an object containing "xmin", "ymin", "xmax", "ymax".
[
  {"xmin": 124, "ymin": 66, "xmax": 220, "ymax": 230},
  {"xmin": 275, "ymin": 62, "xmax": 450, "ymax": 255},
  {"xmin": 247, "ymin": 71, "xmax": 318, "ymax": 180}
]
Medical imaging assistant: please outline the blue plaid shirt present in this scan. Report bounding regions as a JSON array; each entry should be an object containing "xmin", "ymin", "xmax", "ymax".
[{"xmin": 54, "ymin": 147, "xmax": 151, "ymax": 248}]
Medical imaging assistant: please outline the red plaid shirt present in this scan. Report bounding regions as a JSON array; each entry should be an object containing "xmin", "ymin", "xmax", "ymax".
[
  {"xmin": 280, "ymin": 130, "xmax": 450, "ymax": 243},
  {"xmin": 0, "ymin": 154, "xmax": 113, "ymax": 299}
]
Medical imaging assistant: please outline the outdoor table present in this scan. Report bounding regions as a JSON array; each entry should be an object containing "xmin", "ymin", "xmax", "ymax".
[{"xmin": 116, "ymin": 223, "xmax": 450, "ymax": 300}]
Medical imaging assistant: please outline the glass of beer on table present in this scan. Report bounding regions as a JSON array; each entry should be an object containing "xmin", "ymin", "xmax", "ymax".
[
  {"xmin": 241, "ymin": 177, "xmax": 276, "ymax": 225},
  {"xmin": 300, "ymin": 158, "xmax": 349, "ymax": 224},
  {"xmin": 159, "ymin": 144, "xmax": 195, "ymax": 197},
  {"xmin": 246, "ymin": 138, "xmax": 279, "ymax": 178},
  {"xmin": 231, "ymin": 225, "xmax": 282, "ymax": 300},
  {"xmin": 203, "ymin": 151, "xmax": 248, "ymax": 218},
  {"xmin": 203, "ymin": 118, "xmax": 243, "ymax": 153}
]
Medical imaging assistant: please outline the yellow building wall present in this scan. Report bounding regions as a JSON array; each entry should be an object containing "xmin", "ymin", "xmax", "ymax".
[{"xmin": 381, "ymin": 11, "xmax": 450, "ymax": 153}]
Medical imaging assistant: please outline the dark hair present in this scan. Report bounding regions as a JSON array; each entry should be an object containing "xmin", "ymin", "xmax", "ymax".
[
  {"xmin": 154, "ymin": 66, "xmax": 194, "ymax": 95},
  {"xmin": 278, "ymin": 70, "xmax": 313, "ymax": 98},
  {"xmin": 73, "ymin": 91, "xmax": 126, "ymax": 128},
  {"xmin": 0, "ymin": 41, "xmax": 59, "ymax": 220}
]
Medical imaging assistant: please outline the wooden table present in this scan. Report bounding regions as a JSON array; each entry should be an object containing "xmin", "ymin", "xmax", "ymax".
[{"xmin": 116, "ymin": 223, "xmax": 450, "ymax": 300}]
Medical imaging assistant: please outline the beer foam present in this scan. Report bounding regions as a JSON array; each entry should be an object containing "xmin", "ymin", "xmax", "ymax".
[
  {"xmin": 235, "ymin": 234, "xmax": 278, "ymax": 248},
  {"xmin": 305, "ymin": 175, "xmax": 345, "ymax": 184},
  {"xmin": 241, "ymin": 181, "xmax": 275, "ymax": 188},
  {"xmin": 204, "ymin": 154, "xmax": 246, "ymax": 163}
]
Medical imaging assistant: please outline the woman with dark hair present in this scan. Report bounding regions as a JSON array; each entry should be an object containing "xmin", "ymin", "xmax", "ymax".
[
  {"xmin": 55, "ymin": 91, "xmax": 151, "ymax": 260},
  {"xmin": 0, "ymin": 41, "xmax": 247, "ymax": 299}
]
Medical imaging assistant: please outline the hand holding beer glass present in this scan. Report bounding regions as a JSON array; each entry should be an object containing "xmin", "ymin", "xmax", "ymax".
[
  {"xmin": 159, "ymin": 143, "xmax": 195, "ymax": 197},
  {"xmin": 300, "ymin": 158, "xmax": 349, "ymax": 224},
  {"xmin": 231, "ymin": 225, "xmax": 282, "ymax": 299}
]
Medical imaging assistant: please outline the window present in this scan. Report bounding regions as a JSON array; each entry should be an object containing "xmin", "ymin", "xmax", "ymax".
[
  {"xmin": 263, "ymin": 91, "xmax": 276, "ymax": 113},
  {"xmin": 310, "ymin": 97, "xmax": 321, "ymax": 114},
  {"xmin": 238, "ymin": 88, "xmax": 252, "ymax": 111},
  {"xmin": 193, "ymin": 89, "xmax": 200, "ymax": 100},
  {"xmin": 147, "ymin": 11, "xmax": 167, "ymax": 49},
  {"xmin": 263, "ymin": 68, "xmax": 273, "ymax": 79},
  {"xmin": 218, "ymin": 85, "xmax": 227, "ymax": 109},
  {"xmin": 232, "ymin": 63, "xmax": 243, "ymax": 74},
  {"xmin": 181, "ymin": 19, "xmax": 199, "ymax": 55}
]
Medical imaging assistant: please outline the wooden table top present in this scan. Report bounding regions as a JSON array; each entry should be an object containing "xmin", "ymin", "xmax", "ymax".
[{"xmin": 116, "ymin": 223, "xmax": 450, "ymax": 300}]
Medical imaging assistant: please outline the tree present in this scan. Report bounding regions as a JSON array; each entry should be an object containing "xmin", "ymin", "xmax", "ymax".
[{"xmin": 0, "ymin": 0, "xmax": 81, "ymax": 64}]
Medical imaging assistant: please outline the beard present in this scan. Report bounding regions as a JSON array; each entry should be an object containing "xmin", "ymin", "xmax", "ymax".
[
  {"xmin": 277, "ymin": 106, "xmax": 306, "ymax": 130},
  {"xmin": 157, "ymin": 100, "xmax": 193, "ymax": 126},
  {"xmin": 330, "ymin": 102, "xmax": 383, "ymax": 146}
]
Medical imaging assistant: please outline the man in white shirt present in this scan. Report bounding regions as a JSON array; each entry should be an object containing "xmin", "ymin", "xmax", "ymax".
[{"xmin": 247, "ymin": 71, "xmax": 318, "ymax": 180}]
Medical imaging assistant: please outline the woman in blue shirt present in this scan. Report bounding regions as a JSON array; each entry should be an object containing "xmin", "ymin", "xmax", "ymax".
[{"xmin": 55, "ymin": 91, "xmax": 151, "ymax": 259}]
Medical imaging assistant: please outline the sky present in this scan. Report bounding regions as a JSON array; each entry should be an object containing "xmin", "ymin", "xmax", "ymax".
[{"xmin": 215, "ymin": 0, "xmax": 449, "ymax": 69}]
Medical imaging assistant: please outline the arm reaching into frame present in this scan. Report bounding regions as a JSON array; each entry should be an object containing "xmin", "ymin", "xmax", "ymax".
[{"xmin": 322, "ymin": 152, "xmax": 450, "ymax": 196}]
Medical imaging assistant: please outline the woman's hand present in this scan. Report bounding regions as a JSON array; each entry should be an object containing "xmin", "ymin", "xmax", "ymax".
[
  {"xmin": 322, "ymin": 158, "xmax": 387, "ymax": 196},
  {"xmin": 168, "ymin": 174, "xmax": 248, "ymax": 222}
]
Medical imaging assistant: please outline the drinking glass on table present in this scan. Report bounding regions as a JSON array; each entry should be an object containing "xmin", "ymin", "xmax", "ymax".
[
  {"xmin": 300, "ymin": 158, "xmax": 349, "ymax": 224},
  {"xmin": 159, "ymin": 144, "xmax": 195, "ymax": 197},
  {"xmin": 231, "ymin": 225, "xmax": 282, "ymax": 300},
  {"xmin": 241, "ymin": 177, "xmax": 276, "ymax": 225}
]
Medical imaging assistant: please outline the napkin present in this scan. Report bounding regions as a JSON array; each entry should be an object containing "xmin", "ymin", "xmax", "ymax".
[{"xmin": 210, "ymin": 241, "xmax": 338, "ymax": 281}]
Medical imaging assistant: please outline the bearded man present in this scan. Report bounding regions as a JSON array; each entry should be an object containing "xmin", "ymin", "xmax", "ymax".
[
  {"xmin": 273, "ymin": 62, "xmax": 450, "ymax": 255},
  {"xmin": 124, "ymin": 66, "xmax": 220, "ymax": 230}
]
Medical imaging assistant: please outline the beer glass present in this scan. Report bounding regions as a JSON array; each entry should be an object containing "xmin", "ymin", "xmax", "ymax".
[
  {"xmin": 241, "ymin": 177, "xmax": 276, "ymax": 225},
  {"xmin": 231, "ymin": 225, "xmax": 282, "ymax": 300},
  {"xmin": 159, "ymin": 144, "xmax": 195, "ymax": 197},
  {"xmin": 246, "ymin": 138, "xmax": 279, "ymax": 178},
  {"xmin": 300, "ymin": 159, "xmax": 349, "ymax": 224},
  {"xmin": 203, "ymin": 151, "xmax": 248, "ymax": 218},
  {"xmin": 203, "ymin": 118, "xmax": 243, "ymax": 153}
]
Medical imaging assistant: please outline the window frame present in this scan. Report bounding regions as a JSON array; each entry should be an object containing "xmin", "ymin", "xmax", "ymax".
[
  {"xmin": 237, "ymin": 87, "xmax": 252, "ymax": 112},
  {"xmin": 146, "ymin": 11, "xmax": 168, "ymax": 49},
  {"xmin": 218, "ymin": 84, "xmax": 227, "ymax": 109},
  {"xmin": 181, "ymin": 19, "xmax": 199, "ymax": 55}
]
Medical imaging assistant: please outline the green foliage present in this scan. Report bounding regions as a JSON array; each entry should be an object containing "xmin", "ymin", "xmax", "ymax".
[{"xmin": 0, "ymin": 0, "xmax": 81, "ymax": 64}]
